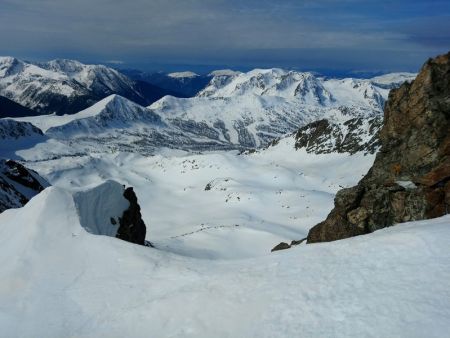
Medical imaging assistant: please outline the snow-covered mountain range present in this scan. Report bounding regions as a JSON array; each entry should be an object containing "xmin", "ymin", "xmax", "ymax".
[
  {"xmin": 1, "ymin": 51, "xmax": 450, "ymax": 338},
  {"xmin": 0, "ymin": 57, "xmax": 179, "ymax": 116},
  {"xmin": 8, "ymin": 68, "xmax": 415, "ymax": 157},
  {"xmin": 1, "ymin": 130, "xmax": 449, "ymax": 337}
]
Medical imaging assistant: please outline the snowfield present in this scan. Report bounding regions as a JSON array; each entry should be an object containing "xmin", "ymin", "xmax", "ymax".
[
  {"xmin": 0, "ymin": 179, "xmax": 449, "ymax": 337},
  {"xmin": 21, "ymin": 136, "xmax": 375, "ymax": 259},
  {"xmin": 1, "ymin": 132, "xmax": 449, "ymax": 337},
  {"xmin": 0, "ymin": 66, "xmax": 448, "ymax": 338}
]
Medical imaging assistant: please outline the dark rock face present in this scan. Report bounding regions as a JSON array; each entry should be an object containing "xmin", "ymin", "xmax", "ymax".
[
  {"xmin": 116, "ymin": 187, "xmax": 147, "ymax": 245},
  {"xmin": 294, "ymin": 117, "xmax": 382, "ymax": 155},
  {"xmin": 307, "ymin": 52, "xmax": 450, "ymax": 243},
  {"xmin": 0, "ymin": 96, "xmax": 40, "ymax": 118},
  {"xmin": 0, "ymin": 160, "xmax": 49, "ymax": 213},
  {"xmin": 0, "ymin": 119, "xmax": 44, "ymax": 140},
  {"xmin": 271, "ymin": 242, "xmax": 291, "ymax": 252}
]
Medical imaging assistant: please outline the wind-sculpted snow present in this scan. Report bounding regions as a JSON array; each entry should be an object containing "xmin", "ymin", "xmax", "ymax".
[{"xmin": 73, "ymin": 180, "xmax": 129, "ymax": 237}]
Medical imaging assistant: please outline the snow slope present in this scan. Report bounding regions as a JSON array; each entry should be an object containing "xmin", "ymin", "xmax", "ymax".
[
  {"xmin": 0, "ymin": 180, "xmax": 448, "ymax": 337},
  {"xmin": 0, "ymin": 119, "xmax": 47, "ymax": 159},
  {"xmin": 1, "ymin": 88, "xmax": 449, "ymax": 337},
  {"xmin": 12, "ymin": 94, "xmax": 235, "ymax": 155},
  {"xmin": 73, "ymin": 180, "xmax": 129, "ymax": 237},
  {"xmin": 371, "ymin": 72, "xmax": 417, "ymax": 88},
  {"xmin": 18, "ymin": 135, "xmax": 376, "ymax": 258}
]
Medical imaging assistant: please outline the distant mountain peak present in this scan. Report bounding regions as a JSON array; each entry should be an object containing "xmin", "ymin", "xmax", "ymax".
[
  {"xmin": 208, "ymin": 69, "xmax": 241, "ymax": 77},
  {"xmin": 0, "ymin": 56, "xmax": 176, "ymax": 115},
  {"xmin": 167, "ymin": 71, "xmax": 199, "ymax": 79}
]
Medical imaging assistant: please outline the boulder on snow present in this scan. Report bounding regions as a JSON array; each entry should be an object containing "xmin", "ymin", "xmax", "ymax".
[
  {"xmin": 271, "ymin": 242, "xmax": 291, "ymax": 252},
  {"xmin": 294, "ymin": 116, "xmax": 382, "ymax": 155},
  {"xmin": 307, "ymin": 51, "xmax": 450, "ymax": 243}
]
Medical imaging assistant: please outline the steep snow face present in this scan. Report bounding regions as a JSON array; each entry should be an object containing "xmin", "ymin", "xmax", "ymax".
[
  {"xmin": 11, "ymin": 94, "xmax": 126, "ymax": 133},
  {"xmin": 16, "ymin": 94, "xmax": 164, "ymax": 136},
  {"xmin": 45, "ymin": 94, "xmax": 164, "ymax": 138},
  {"xmin": 0, "ymin": 178, "xmax": 449, "ymax": 337},
  {"xmin": 13, "ymin": 95, "xmax": 234, "ymax": 155},
  {"xmin": 73, "ymin": 180, "xmax": 129, "ymax": 237}
]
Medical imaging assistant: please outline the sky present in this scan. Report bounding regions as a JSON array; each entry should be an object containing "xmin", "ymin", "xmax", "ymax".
[{"xmin": 0, "ymin": 0, "xmax": 449, "ymax": 74}]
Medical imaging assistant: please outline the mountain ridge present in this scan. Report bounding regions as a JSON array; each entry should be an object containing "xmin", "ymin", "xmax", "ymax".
[{"xmin": 0, "ymin": 57, "xmax": 179, "ymax": 115}]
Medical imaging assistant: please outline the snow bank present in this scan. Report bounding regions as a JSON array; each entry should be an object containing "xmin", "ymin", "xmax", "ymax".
[
  {"xmin": 0, "ymin": 184, "xmax": 449, "ymax": 337},
  {"xmin": 73, "ymin": 180, "xmax": 129, "ymax": 237}
]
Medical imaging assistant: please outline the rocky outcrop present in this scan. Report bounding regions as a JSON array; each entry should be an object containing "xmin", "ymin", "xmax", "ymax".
[
  {"xmin": 0, "ymin": 96, "xmax": 40, "ymax": 118},
  {"xmin": 271, "ymin": 242, "xmax": 291, "ymax": 252},
  {"xmin": 73, "ymin": 181, "xmax": 148, "ymax": 246},
  {"xmin": 294, "ymin": 116, "xmax": 382, "ymax": 155},
  {"xmin": 307, "ymin": 52, "xmax": 450, "ymax": 243},
  {"xmin": 116, "ymin": 187, "xmax": 147, "ymax": 245},
  {"xmin": 0, "ymin": 159, "xmax": 49, "ymax": 212},
  {"xmin": 0, "ymin": 119, "xmax": 44, "ymax": 140}
]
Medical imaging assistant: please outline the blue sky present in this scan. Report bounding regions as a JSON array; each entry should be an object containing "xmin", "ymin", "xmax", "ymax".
[{"xmin": 0, "ymin": 0, "xmax": 449, "ymax": 74}]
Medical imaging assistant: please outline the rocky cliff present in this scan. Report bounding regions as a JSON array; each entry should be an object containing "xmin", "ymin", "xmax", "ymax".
[
  {"xmin": 0, "ymin": 159, "xmax": 49, "ymax": 212},
  {"xmin": 307, "ymin": 52, "xmax": 450, "ymax": 243},
  {"xmin": 116, "ymin": 187, "xmax": 147, "ymax": 246}
]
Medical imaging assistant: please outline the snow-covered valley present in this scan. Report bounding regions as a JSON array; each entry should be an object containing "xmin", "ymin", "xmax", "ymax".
[
  {"xmin": 1, "ymin": 172, "xmax": 449, "ymax": 337},
  {"xmin": 22, "ymin": 137, "xmax": 375, "ymax": 259},
  {"xmin": 2, "ymin": 131, "xmax": 450, "ymax": 338},
  {"xmin": 2, "ymin": 136, "xmax": 450, "ymax": 337},
  {"xmin": 1, "ymin": 58, "xmax": 449, "ymax": 338}
]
